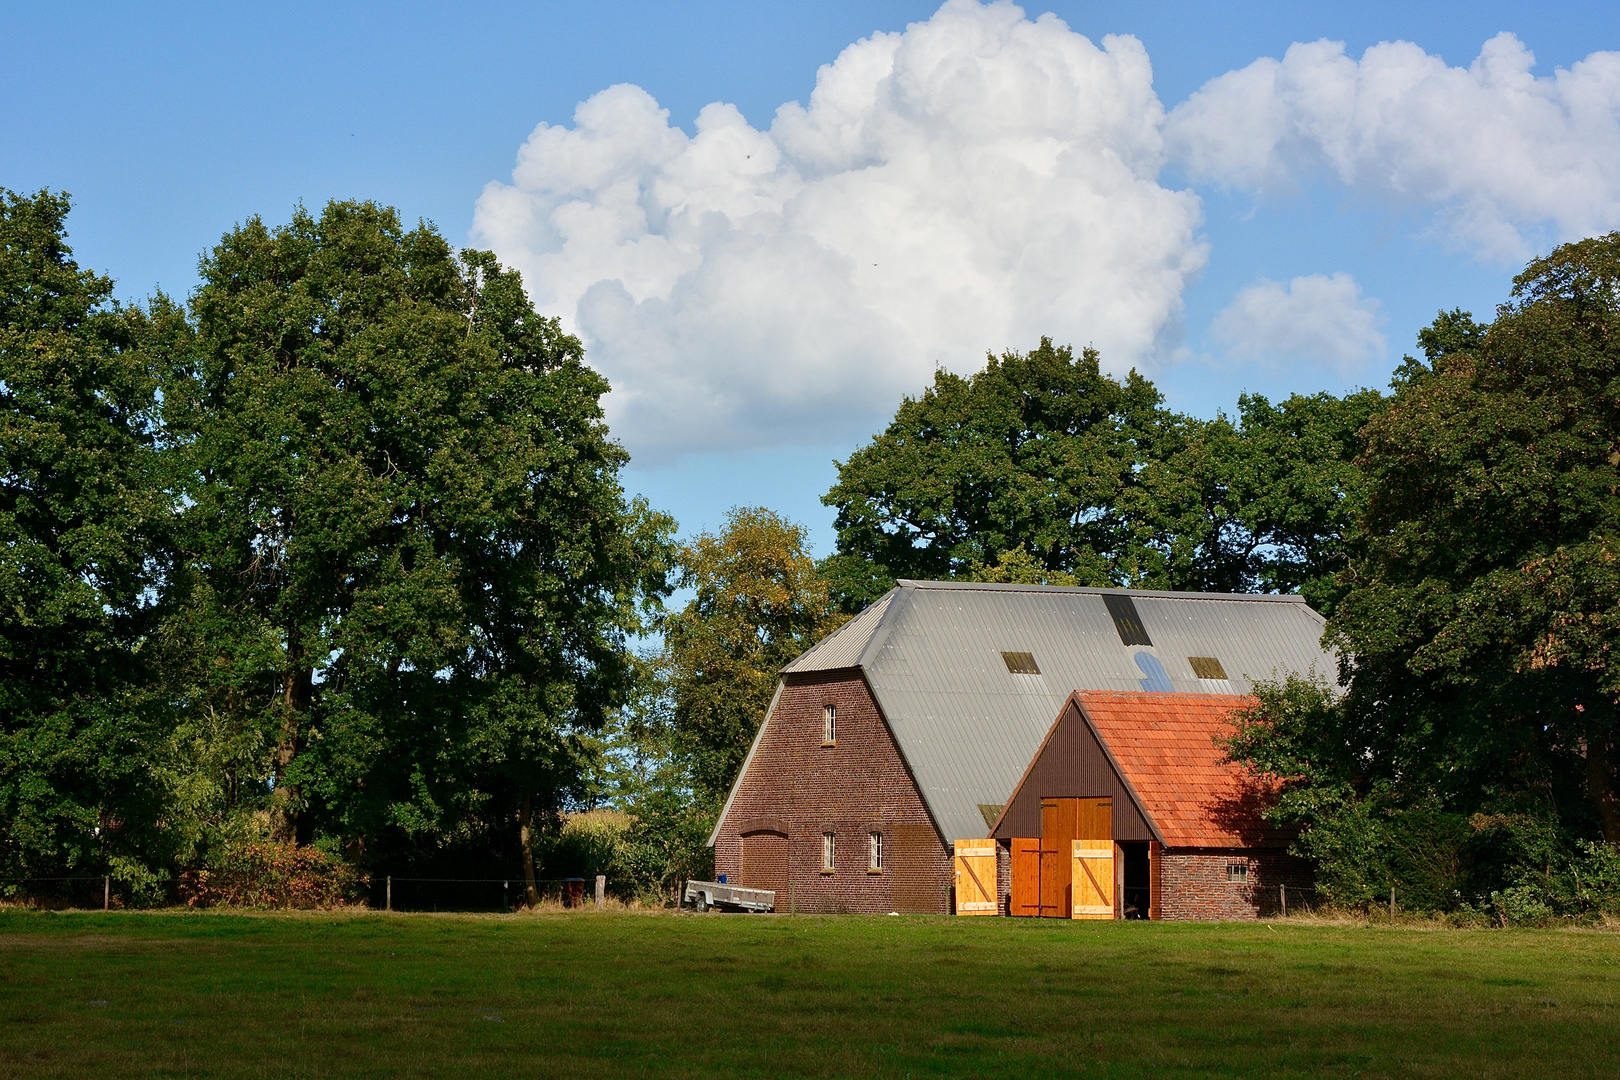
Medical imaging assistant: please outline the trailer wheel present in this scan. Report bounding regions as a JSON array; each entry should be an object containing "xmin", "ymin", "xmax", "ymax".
[{"xmin": 694, "ymin": 895, "xmax": 708, "ymax": 912}]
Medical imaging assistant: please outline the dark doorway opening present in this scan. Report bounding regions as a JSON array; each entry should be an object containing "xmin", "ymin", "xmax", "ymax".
[{"xmin": 1121, "ymin": 841, "xmax": 1150, "ymax": 919}]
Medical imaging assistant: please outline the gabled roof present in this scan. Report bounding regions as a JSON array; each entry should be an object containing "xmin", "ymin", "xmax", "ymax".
[
  {"xmin": 774, "ymin": 579, "xmax": 1334, "ymax": 843},
  {"xmin": 1072, "ymin": 691, "xmax": 1274, "ymax": 848}
]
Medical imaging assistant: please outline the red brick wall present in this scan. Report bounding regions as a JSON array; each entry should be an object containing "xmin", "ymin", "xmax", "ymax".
[
  {"xmin": 1157, "ymin": 850, "xmax": 1314, "ymax": 920},
  {"xmin": 713, "ymin": 669, "xmax": 951, "ymax": 915}
]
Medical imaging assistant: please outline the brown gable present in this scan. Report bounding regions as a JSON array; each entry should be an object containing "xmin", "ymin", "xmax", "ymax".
[{"xmin": 990, "ymin": 697, "xmax": 1155, "ymax": 842}]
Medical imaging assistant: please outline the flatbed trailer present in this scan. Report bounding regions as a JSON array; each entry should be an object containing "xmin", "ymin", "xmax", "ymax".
[{"xmin": 683, "ymin": 879, "xmax": 775, "ymax": 913}]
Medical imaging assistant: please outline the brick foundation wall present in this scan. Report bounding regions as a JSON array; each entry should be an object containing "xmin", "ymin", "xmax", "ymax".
[
  {"xmin": 996, "ymin": 840, "xmax": 1011, "ymax": 916},
  {"xmin": 1157, "ymin": 850, "xmax": 1314, "ymax": 921},
  {"xmin": 713, "ymin": 669, "xmax": 952, "ymax": 915}
]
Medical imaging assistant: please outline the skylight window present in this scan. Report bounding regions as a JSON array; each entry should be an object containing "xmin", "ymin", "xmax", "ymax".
[
  {"xmin": 1103, "ymin": 594, "xmax": 1152, "ymax": 647},
  {"xmin": 1188, "ymin": 656, "xmax": 1228, "ymax": 680},
  {"xmin": 1002, "ymin": 651, "xmax": 1040, "ymax": 675}
]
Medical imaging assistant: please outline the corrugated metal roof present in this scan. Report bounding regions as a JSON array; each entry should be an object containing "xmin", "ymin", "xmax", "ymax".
[
  {"xmin": 781, "ymin": 588, "xmax": 896, "ymax": 673},
  {"xmin": 778, "ymin": 579, "xmax": 1336, "ymax": 843}
]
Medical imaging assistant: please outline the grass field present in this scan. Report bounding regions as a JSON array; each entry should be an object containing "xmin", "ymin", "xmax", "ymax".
[{"xmin": 2, "ymin": 909, "xmax": 1618, "ymax": 1079}]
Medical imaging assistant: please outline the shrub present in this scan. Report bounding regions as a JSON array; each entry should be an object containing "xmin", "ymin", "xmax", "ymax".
[{"xmin": 178, "ymin": 841, "xmax": 368, "ymax": 908}]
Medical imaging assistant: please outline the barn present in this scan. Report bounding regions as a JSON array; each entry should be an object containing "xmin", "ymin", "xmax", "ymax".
[
  {"xmin": 708, "ymin": 579, "xmax": 1334, "ymax": 918},
  {"xmin": 988, "ymin": 691, "xmax": 1310, "ymax": 920}
]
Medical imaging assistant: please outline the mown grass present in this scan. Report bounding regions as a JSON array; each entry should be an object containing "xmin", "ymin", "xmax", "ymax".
[{"xmin": 2, "ymin": 908, "xmax": 1618, "ymax": 1079}]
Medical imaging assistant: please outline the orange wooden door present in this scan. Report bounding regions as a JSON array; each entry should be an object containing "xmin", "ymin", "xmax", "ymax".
[
  {"xmin": 1009, "ymin": 839, "xmax": 1040, "ymax": 916},
  {"xmin": 953, "ymin": 840, "xmax": 997, "ymax": 915},
  {"xmin": 1075, "ymin": 797, "xmax": 1112, "ymax": 845},
  {"xmin": 1039, "ymin": 799, "xmax": 1075, "ymax": 918}
]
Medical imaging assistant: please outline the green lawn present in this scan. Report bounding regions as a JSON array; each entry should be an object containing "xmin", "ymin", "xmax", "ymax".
[{"xmin": 1, "ymin": 909, "xmax": 1617, "ymax": 1079}]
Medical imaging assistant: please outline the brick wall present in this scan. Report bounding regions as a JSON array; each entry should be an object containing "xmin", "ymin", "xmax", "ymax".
[
  {"xmin": 996, "ymin": 839, "xmax": 1011, "ymax": 916},
  {"xmin": 713, "ymin": 669, "xmax": 952, "ymax": 915},
  {"xmin": 1157, "ymin": 849, "xmax": 1314, "ymax": 921}
]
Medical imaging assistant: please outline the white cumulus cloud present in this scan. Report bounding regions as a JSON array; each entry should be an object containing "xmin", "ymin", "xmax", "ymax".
[
  {"xmin": 1165, "ymin": 33, "xmax": 1620, "ymax": 259},
  {"xmin": 473, "ymin": 0, "xmax": 1206, "ymax": 460},
  {"xmin": 1211, "ymin": 273, "xmax": 1384, "ymax": 373}
]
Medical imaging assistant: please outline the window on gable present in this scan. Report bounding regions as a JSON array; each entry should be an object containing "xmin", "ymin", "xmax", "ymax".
[
  {"xmin": 822, "ymin": 832, "xmax": 836, "ymax": 873},
  {"xmin": 868, "ymin": 831, "xmax": 883, "ymax": 873},
  {"xmin": 1001, "ymin": 651, "xmax": 1040, "ymax": 675},
  {"xmin": 822, "ymin": 703, "xmax": 836, "ymax": 745},
  {"xmin": 1189, "ymin": 656, "xmax": 1228, "ymax": 680},
  {"xmin": 1103, "ymin": 593, "xmax": 1153, "ymax": 647}
]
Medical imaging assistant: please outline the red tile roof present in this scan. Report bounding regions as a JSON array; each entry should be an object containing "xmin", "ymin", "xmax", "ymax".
[{"xmin": 1075, "ymin": 691, "xmax": 1279, "ymax": 849}]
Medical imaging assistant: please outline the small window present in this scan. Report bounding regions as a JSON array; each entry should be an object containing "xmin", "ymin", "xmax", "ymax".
[
  {"xmin": 1103, "ymin": 593, "xmax": 1153, "ymax": 647},
  {"xmin": 1002, "ymin": 651, "xmax": 1040, "ymax": 675},
  {"xmin": 1226, "ymin": 862, "xmax": 1248, "ymax": 883},
  {"xmin": 822, "ymin": 832, "xmax": 836, "ymax": 873},
  {"xmin": 1189, "ymin": 656, "xmax": 1228, "ymax": 680},
  {"xmin": 868, "ymin": 831, "xmax": 883, "ymax": 872},
  {"xmin": 822, "ymin": 704, "xmax": 836, "ymax": 744}
]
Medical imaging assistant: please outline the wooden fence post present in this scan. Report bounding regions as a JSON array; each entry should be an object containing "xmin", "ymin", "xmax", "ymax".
[
  {"xmin": 595, "ymin": 875, "xmax": 605, "ymax": 909},
  {"xmin": 103, "ymin": 876, "xmax": 109, "ymax": 911},
  {"xmin": 1389, "ymin": 886, "xmax": 1396, "ymax": 923},
  {"xmin": 1280, "ymin": 883, "xmax": 1286, "ymax": 917},
  {"xmin": 386, "ymin": 876, "xmax": 392, "ymax": 912}
]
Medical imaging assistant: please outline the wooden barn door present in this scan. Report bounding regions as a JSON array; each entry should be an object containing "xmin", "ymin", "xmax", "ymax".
[
  {"xmin": 738, "ymin": 831, "xmax": 788, "ymax": 901},
  {"xmin": 1009, "ymin": 838, "xmax": 1041, "ymax": 916},
  {"xmin": 1039, "ymin": 799, "xmax": 1075, "ymax": 918},
  {"xmin": 1041, "ymin": 797, "xmax": 1115, "ymax": 919},
  {"xmin": 953, "ymin": 840, "xmax": 996, "ymax": 915},
  {"xmin": 1071, "ymin": 839, "xmax": 1115, "ymax": 918}
]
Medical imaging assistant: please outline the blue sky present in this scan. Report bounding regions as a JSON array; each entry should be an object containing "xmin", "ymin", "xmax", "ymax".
[{"xmin": 7, "ymin": 1, "xmax": 1619, "ymax": 553}]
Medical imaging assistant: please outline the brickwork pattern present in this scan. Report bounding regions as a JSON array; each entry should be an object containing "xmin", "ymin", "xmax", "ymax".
[
  {"xmin": 996, "ymin": 840, "xmax": 1012, "ymax": 916},
  {"xmin": 1156, "ymin": 849, "xmax": 1314, "ymax": 920},
  {"xmin": 713, "ymin": 671, "xmax": 952, "ymax": 915}
]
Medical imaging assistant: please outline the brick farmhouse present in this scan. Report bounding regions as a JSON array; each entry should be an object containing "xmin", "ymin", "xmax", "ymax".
[{"xmin": 709, "ymin": 580, "xmax": 1331, "ymax": 920}]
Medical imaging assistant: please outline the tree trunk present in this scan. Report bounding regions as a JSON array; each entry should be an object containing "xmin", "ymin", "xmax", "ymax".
[
  {"xmin": 1588, "ymin": 728, "xmax": 1620, "ymax": 844},
  {"xmin": 520, "ymin": 794, "xmax": 541, "ymax": 908},
  {"xmin": 271, "ymin": 630, "xmax": 313, "ymax": 845}
]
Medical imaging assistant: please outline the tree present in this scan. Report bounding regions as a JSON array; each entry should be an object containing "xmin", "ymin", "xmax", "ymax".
[
  {"xmin": 166, "ymin": 202, "xmax": 672, "ymax": 904},
  {"xmin": 823, "ymin": 337, "xmax": 1379, "ymax": 609},
  {"xmin": 1329, "ymin": 235, "xmax": 1620, "ymax": 844},
  {"xmin": 822, "ymin": 339, "xmax": 1167, "ymax": 605},
  {"xmin": 662, "ymin": 507, "xmax": 844, "ymax": 803},
  {"xmin": 1131, "ymin": 390, "xmax": 1383, "ymax": 614},
  {"xmin": 0, "ymin": 189, "xmax": 181, "ymax": 887}
]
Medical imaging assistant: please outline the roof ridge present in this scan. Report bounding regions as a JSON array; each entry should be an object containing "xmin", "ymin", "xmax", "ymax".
[{"xmin": 893, "ymin": 579, "xmax": 1306, "ymax": 602}]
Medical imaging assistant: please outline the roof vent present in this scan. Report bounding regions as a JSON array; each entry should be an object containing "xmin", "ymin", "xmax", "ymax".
[
  {"xmin": 1103, "ymin": 594, "xmax": 1152, "ymax": 647},
  {"xmin": 1188, "ymin": 656, "xmax": 1228, "ymax": 680},
  {"xmin": 1001, "ymin": 651, "xmax": 1040, "ymax": 675}
]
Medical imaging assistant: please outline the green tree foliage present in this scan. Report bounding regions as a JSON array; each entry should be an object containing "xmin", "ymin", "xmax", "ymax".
[
  {"xmin": 823, "ymin": 338, "xmax": 1380, "ymax": 611},
  {"xmin": 661, "ymin": 507, "xmax": 844, "ymax": 803},
  {"xmin": 0, "ymin": 189, "xmax": 182, "ymax": 884},
  {"xmin": 1224, "ymin": 236, "xmax": 1620, "ymax": 914},
  {"xmin": 1331, "ymin": 234, "xmax": 1620, "ymax": 843},
  {"xmin": 823, "ymin": 339, "xmax": 1163, "ymax": 604},
  {"xmin": 160, "ymin": 202, "xmax": 672, "ymax": 889}
]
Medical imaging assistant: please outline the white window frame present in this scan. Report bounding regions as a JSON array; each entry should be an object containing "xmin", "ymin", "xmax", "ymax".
[
  {"xmin": 822, "ymin": 703, "xmax": 836, "ymax": 745},
  {"xmin": 1227, "ymin": 861, "xmax": 1249, "ymax": 883},
  {"xmin": 822, "ymin": 831, "xmax": 835, "ymax": 873},
  {"xmin": 868, "ymin": 831, "xmax": 883, "ymax": 873}
]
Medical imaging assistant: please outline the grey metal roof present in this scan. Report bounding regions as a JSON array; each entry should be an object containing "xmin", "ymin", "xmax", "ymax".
[
  {"xmin": 783, "ymin": 589, "xmax": 896, "ymax": 674},
  {"xmin": 780, "ymin": 579, "xmax": 1336, "ymax": 843}
]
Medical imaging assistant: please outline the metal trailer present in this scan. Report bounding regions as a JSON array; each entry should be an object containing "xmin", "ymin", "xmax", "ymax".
[{"xmin": 683, "ymin": 879, "xmax": 775, "ymax": 913}]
